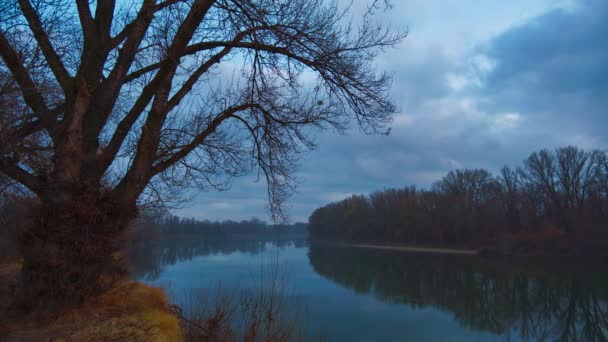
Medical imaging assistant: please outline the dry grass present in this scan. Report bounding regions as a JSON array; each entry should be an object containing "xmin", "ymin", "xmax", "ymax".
[
  {"xmin": 176, "ymin": 257, "xmax": 306, "ymax": 342},
  {"xmin": 1, "ymin": 255, "xmax": 307, "ymax": 341},
  {"xmin": 2, "ymin": 278, "xmax": 183, "ymax": 342},
  {"xmin": 61, "ymin": 281, "xmax": 182, "ymax": 341}
]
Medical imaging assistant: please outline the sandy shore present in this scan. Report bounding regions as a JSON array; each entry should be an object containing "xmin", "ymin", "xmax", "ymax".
[{"xmin": 338, "ymin": 243, "xmax": 478, "ymax": 256}]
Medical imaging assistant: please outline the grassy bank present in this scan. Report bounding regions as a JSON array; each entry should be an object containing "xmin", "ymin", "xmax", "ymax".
[
  {"xmin": 1, "ymin": 262, "xmax": 182, "ymax": 341},
  {"xmin": 1, "ymin": 257, "xmax": 303, "ymax": 342}
]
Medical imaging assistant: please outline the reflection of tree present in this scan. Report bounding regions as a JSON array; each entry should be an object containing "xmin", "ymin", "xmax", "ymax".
[
  {"xmin": 308, "ymin": 244, "xmax": 608, "ymax": 341},
  {"xmin": 129, "ymin": 237, "xmax": 305, "ymax": 281}
]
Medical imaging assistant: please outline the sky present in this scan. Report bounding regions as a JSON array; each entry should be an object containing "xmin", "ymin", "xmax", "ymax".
[{"xmin": 177, "ymin": 0, "xmax": 608, "ymax": 223}]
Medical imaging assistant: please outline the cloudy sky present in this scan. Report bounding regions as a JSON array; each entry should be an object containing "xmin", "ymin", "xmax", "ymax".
[{"xmin": 177, "ymin": 0, "xmax": 607, "ymax": 223}]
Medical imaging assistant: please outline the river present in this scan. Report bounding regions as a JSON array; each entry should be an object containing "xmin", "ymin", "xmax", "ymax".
[{"xmin": 129, "ymin": 237, "xmax": 608, "ymax": 341}]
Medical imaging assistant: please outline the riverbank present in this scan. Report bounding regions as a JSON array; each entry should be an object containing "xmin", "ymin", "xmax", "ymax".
[
  {"xmin": 336, "ymin": 243, "xmax": 478, "ymax": 256},
  {"xmin": 324, "ymin": 239, "xmax": 608, "ymax": 260},
  {"xmin": 0, "ymin": 261, "xmax": 182, "ymax": 341}
]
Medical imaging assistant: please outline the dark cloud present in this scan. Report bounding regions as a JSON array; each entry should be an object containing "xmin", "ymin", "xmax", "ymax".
[
  {"xmin": 178, "ymin": 0, "xmax": 608, "ymax": 223},
  {"xmin": 480, "ymin": 0, "xmax": 608, "ymax": 132},
  {"xmin": 386, "ymin": 47, "xmax": 456, "ymax": 107},
  {"xmin": 485, "ymin": 1, "xmax": 608, "ymax": 95}
]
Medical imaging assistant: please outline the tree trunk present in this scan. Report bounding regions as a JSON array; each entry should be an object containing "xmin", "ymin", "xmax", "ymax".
[{"xmin": 16, "ymin": 192, "xmax": 137, "ymax": 309}]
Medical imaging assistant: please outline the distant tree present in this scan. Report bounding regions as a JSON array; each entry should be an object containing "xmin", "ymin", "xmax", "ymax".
[
  {"xmin": 0, "ymin": 0, "xmax": 403, "ymax": 303},
  {"xmin": 498, "ymin": 166, "xmax": 522, "ymax": 231},
  {"xmin": 522, "ymin": 149, "xmax": 562, "ymax": 226},
  {"xmin": 435, "ymin": 169, "xmax": 496, "ymax": 208},
  {"xmin": 522, "ymin": 147, "xmax": 607, "ymax": 231},
  {"xmin": 554, "ymin": 147, "xmax": 605, "ymax": 225}
]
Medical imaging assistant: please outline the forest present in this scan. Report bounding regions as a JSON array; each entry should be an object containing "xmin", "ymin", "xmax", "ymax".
[
  {"xmin": 308, "ymin": 146, "xmax": 608, "ymax": 255},
  {"xmin": 133, "ymin": 210, "xmax": 307, "ymax": 240}
]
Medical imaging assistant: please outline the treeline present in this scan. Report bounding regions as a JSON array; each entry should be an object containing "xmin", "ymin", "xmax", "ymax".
[
  {"xmin": 309, "ymin": 146, "xmax": 608, "ymax": 253},
  {"xmin": 133, "ymin": 210, "xmax": 308, "ymax": 241},
  {"xmin": 130, "ymin": 237, "xmax": 307, "ymax": 281}
]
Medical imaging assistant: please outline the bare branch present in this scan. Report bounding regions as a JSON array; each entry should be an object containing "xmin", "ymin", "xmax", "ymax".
[
  {"xmin": 75, "ymin": 0, "xmax": 95, "ymax": 38},
  {"xmin": 0, "ymin": 156, "xmax": 45, "ymax": 196},
  {"xmin": 17, "ymin": 0, "xmax": 72, "ymax": 92},
  {"xmin": 152, "ymin": 103, "xmax": 251, "ymax": 175},
  {"xmin": 0, "ymin": 31, "xmax": 57, "ymax": 139}
]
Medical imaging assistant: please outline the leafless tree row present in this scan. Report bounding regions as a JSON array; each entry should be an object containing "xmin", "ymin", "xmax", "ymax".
[{"xmin": 309, "ymin": 146, "xmax": 608, "ymax": 252}]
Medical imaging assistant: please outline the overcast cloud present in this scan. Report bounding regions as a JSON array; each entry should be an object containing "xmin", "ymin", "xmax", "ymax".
[{"xmin": 177, "ymin": 0, "xmax": 607, "ymax": 222}]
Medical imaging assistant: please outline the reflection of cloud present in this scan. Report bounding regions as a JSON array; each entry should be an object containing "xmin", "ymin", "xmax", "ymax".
[{"xmin": 206, "ymin": 255, "xmax": 230, "ymax": 262}]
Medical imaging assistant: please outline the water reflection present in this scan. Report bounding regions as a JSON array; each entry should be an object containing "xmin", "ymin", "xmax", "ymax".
[
  {"xmin": 129, "ymin": 237, "xmax": 306, "ymax": 280},
  {"xmin": 308, "ymin": 244, "xmax": 608, "ymax": 341},
  {"xmin": 129, "ymin": 238, "xmax": 608, "ymax": 341}
]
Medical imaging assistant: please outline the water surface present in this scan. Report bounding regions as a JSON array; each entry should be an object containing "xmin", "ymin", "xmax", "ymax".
[{"xmin": 130, "ymin": 238, "xmax": 608, "ymax": 341}]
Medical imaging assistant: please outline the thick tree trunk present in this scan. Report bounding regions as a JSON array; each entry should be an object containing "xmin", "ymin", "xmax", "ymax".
[{"xmin": 16, "ymin": 192, "xmax": 137, "ymax": 309}]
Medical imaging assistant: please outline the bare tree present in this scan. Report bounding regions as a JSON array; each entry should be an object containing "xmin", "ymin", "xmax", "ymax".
[
  {"xmin": 523, "ymin": 147, "xmax": 606, "ymax": 231},
  {"xmin": 498, "ymin": 166, "xmax": 522, "ymax": 231},
  {"xmin": 555, "ymin": 146, "xmax": 604, "ymax": 214},
  {"xmin": 0, "ymin": 0, "xmax": 404, "ymax": 303}
]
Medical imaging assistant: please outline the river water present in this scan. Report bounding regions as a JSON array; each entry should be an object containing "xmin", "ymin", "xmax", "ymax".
[{"xmin": 129, "ymin": 238, "xmax": 608, "ymax": 341}]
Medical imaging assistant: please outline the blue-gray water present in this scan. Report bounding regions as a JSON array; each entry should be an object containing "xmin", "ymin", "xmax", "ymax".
[{"xmin": 130, "ymin": 238, "xmax": 608, "ymax": 341}]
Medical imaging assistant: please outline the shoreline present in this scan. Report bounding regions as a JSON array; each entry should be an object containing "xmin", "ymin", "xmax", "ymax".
[
  {"xmin": 335, "ymin": 243, "xmax": 478, "ymax": 256},
  {"xmin": 324, "ymin": 242, "xmax": 608, "ymax": 261}
]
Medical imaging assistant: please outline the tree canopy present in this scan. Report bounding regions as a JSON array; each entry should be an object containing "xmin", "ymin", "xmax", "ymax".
[
  {"xmin": 0, "ymin": 0, "xmax": 404, "ymax": 304},
  {"xmin": 0, "ymin": 0, "xmax": 404, "ymax": 220}
]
